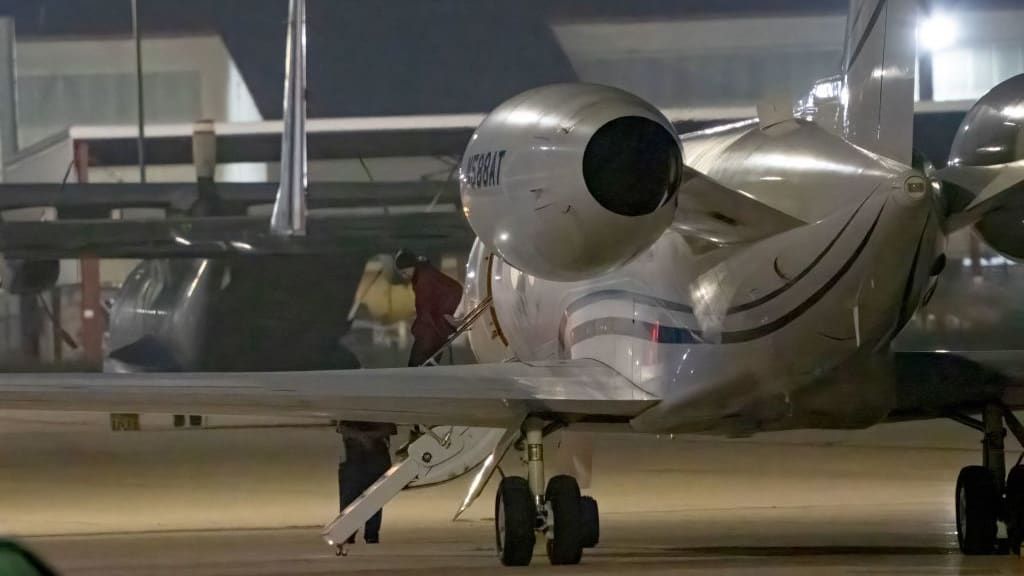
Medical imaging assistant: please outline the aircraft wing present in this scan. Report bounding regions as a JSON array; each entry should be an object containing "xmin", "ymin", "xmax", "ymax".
[
  {"xmin": 672, "ymin": 167, "xmax": 805, "ymax": 247},
  {"xmin": 887, "ymin": 350, "xmax": 1024, "ymax": 420},
  {"xmin": 0, "ymin": 360, "xmax": 659, "ymax": 427}
]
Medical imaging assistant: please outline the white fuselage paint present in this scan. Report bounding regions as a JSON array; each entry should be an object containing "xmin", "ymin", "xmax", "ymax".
[{"xmin": 464, "ymin": 120, "xmax": 943, "ymax": 436}]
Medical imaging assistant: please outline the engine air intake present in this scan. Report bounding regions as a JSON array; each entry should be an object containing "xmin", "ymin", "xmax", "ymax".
[
  {"xmin": 460, "ymin": 83, "xmax": 684, "ymax": 281},
  {"xmin": 583, "ymin": 116, "xmax": 681, "ymax": 217}
]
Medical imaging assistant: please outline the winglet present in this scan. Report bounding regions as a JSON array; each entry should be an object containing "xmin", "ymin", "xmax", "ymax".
[{"xmin": 270, "ymin": 0, "xmax": 308, "ymax": 237}]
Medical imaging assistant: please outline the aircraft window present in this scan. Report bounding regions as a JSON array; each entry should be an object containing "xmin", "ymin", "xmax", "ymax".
[{"xmin": 582, "ymin": 116, "xmax": 681, "ymax": 217}]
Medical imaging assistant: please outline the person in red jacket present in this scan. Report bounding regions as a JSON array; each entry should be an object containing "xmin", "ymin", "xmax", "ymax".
[{"xmin": 395, "ymin": 251, "xmax": 463, "ymax": 366}]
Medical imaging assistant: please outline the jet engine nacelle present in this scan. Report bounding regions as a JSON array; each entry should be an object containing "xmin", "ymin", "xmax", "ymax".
[
  {"xmin": 460, "ymin": 84, "xmax": 682, "ymax": 282},
  {"xmin": 948, "ymin": 73, "xmax": 1024, "ymax": 258}
]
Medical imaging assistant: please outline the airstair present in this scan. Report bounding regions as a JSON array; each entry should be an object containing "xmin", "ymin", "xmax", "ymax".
[
  {"xmin": 419, "ymin": 295, "xmax": 492, "ymax": 367},
  {"xmin": 322, "ymin": 296, "xmax": 507, "ymax": 555}
]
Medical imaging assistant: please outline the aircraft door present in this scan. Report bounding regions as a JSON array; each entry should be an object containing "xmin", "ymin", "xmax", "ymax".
[{"xmin": 462, "ymin": 239, "xmax": 509, "ymax": 363}]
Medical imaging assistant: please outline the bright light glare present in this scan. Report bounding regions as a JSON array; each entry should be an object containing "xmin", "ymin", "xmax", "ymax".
[
  {"xmin": 917, "ymin": 13, "xmax": 958, "ymax": 52},
  {"xmin": 812, "ymin": 79, "xmax": 841, "ymax": 100},
  {"xmin": 506, "ymin": 110, "xmax": 538, "ymax": 125}
]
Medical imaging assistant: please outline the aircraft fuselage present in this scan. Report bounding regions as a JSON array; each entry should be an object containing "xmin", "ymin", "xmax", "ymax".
[{"xmin": 467, "ymin": 120, "xmax": 943, "ymax": 435}]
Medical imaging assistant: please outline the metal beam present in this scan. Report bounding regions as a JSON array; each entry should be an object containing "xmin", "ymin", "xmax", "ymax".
[
  {"xmin": 33, "ymin": 107, "xmax": 966, "ymax": 168},
  {"xmin": 0, "ymin": 212, "xmax": 474, "ymax": 259},
  {"xmin": 0, "ymin": 181, "xmax": 459, "ymax": 214}
]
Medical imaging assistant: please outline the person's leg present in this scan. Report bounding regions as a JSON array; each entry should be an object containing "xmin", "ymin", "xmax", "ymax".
[
  {"xmin": 362, "ymin": 443, "xmax": 393, "ymax": 542},
  {"xmin": 342, "ymin": 457, "xmax": 350, "ymax": 510},
  {"xmin": 340, "ymin": 444, "xmax": 362, "ymax": 509},
  {"xmin": 340, "ymin": 440, "xmax": 365, "ymax": 544},
  {"xmin": 364, "ymin": 510, "xmax": 383, "ymax": 543},
  {"xmin": 407, "ymin": 337, "xmax": 436, "ymax": 367}
]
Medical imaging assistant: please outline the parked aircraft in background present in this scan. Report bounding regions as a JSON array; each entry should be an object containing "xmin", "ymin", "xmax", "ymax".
[{"xmin": 2, "ymin": 0, "xmax": 1024, "ymax": 568}]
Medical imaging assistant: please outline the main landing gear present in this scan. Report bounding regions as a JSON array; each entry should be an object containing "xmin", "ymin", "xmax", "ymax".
[
  {"xmin": 951, "ymin": 404, "xmax": 1024, "ymax": 556},
  {"xmin": 495, "ymin": 418, "xmax": 600, "ymax": 566}
]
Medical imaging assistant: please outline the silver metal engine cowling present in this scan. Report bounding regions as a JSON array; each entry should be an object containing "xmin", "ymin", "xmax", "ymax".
[
  {"xmin": 948, "ymin": 73, "xmax": 1024, "ymax": 259},
  {"xmin": 459, "ymin": 83, "xmax": 682, "ymax": 282}
]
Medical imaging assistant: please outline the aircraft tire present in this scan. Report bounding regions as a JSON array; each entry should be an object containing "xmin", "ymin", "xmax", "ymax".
[
  {"xmin": 1007, "ymin": 465, "xmax": 1024, "ymax": 556},
  {"xmin": 545, "ymin": 475, "xmax": 584, "ymax": 565},
  {"xmin": 495, "ymin": 476, "xmax": 535, "ymax": 566},
  {"xmin": 956, "ymin": 466, "xmax": 1000, "ymax": 555},
  {"xmin": 580, "ymin": 495, "xmax": 600, "ymax": 548}
]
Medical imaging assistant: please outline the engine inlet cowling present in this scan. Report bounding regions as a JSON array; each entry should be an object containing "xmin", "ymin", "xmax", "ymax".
[
  {"xmin": 460, "ymin": 83, "xmax": 682, "ymax": 282},
  {"xmin": 948, "ymin": 73, "xmax": 1024, "ymax": 259}
]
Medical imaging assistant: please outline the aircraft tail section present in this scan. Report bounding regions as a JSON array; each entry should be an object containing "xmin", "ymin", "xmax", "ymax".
[{"xmin": 839, "ymin": 0, "xmax": 917, "ymax": 165}]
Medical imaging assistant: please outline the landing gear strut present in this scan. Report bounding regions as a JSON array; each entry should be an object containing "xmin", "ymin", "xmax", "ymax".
[
  {"xmin": 952, "ymin": 404, "xmax": 1024, "ymax": 556},
  {"xmin": 493, "ymin": 418, "xmax": 599, "ymax": 566}
]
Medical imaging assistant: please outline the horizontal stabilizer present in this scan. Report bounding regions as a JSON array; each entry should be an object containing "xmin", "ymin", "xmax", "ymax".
[
  {"xmin": 937, "ymin": 161, "xmax": 1024, "ymax": 232},
  {"xmin": 673, "ymin": 167, "xmax": 805, "ymax": 247}
]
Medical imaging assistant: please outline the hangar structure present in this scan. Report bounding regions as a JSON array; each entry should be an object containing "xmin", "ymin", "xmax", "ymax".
[{"xmin": 0, "ymin": 0, "xmax": 1020, "ymax": 366}]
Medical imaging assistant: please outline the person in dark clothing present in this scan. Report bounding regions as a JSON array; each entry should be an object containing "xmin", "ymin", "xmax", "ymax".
[
  {"xmin": 395, "ymin": 251, "xmax": 464, "ymax": 366},
  {"xmin": 337, "ymin": 421, "xmax": 397, "ymax": 543}
]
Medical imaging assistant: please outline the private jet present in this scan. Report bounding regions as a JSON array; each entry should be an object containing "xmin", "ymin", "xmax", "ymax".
[{"xmin": 2, "ymin": 0, "xmax": 1024, "ymax": 566}]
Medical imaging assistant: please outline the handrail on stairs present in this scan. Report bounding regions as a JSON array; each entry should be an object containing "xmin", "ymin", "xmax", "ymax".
[{"xmin": 418, "ymin": 295, "xmax": 493, "ymax": 367}]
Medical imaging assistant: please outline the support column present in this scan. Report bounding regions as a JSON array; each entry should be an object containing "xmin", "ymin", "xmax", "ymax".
[
  {"xmin": 917, "ymin": 51, "xmax": 934, "ymax": 103},
  {"xmin": 50, "ymin": 288, "xmax": 62, "ymax": 362},
  {"xmin": 191, "ymin": 119, "xmax": 221, "ymax": 215},
  {"xmin": 131, "ymin": 0, "xmax": 146, "ymax": 183},
  {"xmin": 18, "ymin": 293, "xmax": 40, "ymax": 359},
  {"xmin": 0, "ymin": 17, "xmax": 18, "ymax": 168},
  {"xmin": 74, "ymin": 141, "xmax": 104, "ymax": 366}
]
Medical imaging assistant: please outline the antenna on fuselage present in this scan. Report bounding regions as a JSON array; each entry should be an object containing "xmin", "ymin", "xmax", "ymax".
[{"xmin": 270, "ymin": 0, "xmax": 308, "ymax": 236}]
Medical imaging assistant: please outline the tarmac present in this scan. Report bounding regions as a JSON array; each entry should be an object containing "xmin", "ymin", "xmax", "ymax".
[{"xmin": 2, "ymin": 411, "xmax": 1022, "ymax": 575}]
